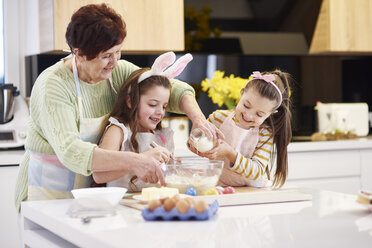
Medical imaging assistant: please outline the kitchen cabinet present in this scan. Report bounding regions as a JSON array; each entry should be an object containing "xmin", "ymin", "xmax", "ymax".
[
  {"xmin": 28, "ymin": 0, "xmax": 184, "ymax": 55},
  {"xmin": 310, "ymin": 0, "xmax": 372, "ymax": 54},
  {"xmin": 0, "ymin": 165, "xmax": 21, "ymax": 248},
  {"xmin": 286, "ymin": 138, "xmax": 372, "ymax": 194},
  {"xmin": 0, "ymin": 150, "xmax": 24, "ymax": 248},
  {"xmin": 360, "ymin": 150, "xmax": 372, "ymax": 191}
]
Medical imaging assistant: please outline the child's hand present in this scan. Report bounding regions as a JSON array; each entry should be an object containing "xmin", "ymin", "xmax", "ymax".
[
  {"xmin": 133, "ymin": 153, "xmax": 165, "ymax": 185},
  {"xmin": 200, "ymin": 140, "xmax": 237, "ymax": 163},
  {"xmin": 186, "ymin": 139, "xmax": 199, "ymax": 155},
  {"xmin": 144, "ymin": 146, "xmax": 173, "ymax": 164},
  {"xmin": 135, "ymin": 146, "xmax": 173, "ymax": 185}
]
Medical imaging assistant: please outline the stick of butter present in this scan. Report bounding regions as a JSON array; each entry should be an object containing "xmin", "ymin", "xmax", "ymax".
[{"xmin": 141, "ymin": 187, "xmax": 179, "ymax": 201}]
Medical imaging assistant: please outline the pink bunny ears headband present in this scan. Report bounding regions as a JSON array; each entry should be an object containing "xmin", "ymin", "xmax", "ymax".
[
  {"xmin": 248, "ymin": 71, "xmax": 282, "ymax": 106},
  {"xmin": 138, "ymin": 52, "xmax": 193, "ymax": 83}
]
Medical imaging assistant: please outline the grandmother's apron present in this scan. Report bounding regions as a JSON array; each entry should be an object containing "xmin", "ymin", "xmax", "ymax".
[
  {"xmin": 28, "ymin": 55, "xmax": 117, "ymax": 201},
  {"xmin": 218, "ymin": 111, "xmax": 268, "ymax": 187}
]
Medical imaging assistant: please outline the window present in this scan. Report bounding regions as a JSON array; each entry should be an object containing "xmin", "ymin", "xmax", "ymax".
[{"xmin": 0, "ymin": 0, "xmax": 4, "ymax": 85}]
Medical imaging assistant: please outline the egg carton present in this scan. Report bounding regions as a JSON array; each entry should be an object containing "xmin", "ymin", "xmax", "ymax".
[{"xmin": 141, "ymin": 200, "xmax": 218, "ymax": 221}]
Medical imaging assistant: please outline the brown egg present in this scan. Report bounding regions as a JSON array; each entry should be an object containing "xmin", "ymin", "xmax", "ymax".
[
  {"xmin": 160, "ymin": 197, "xmax": 169, "ymax": 204},
  {"xmin": 171, "ymin": 194, "xmax": 181, "ymax": 202},
  {"xmin": 194, "ymin": 200, "xmax": 209, "ymax": 213},
  {"xmin": 148, "ymin": 199, "xmax": 162, "ymax": 212},
  {"xmin": 184, "ymin": 197, "xmax": 195, "ymax": 206},
  {"xmin": 163, "ymin": 198, "xmax": 177, "ymax": 212},
  {"xmin": 175, "ymin": 199, "xmax": 191, "ymax": 213}
]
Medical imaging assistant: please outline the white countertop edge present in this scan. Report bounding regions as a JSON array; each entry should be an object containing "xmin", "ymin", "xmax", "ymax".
[
  {"xmin": 2, "ymin": 137, "xmax": 372, "ymax": 166},
  {"xmin": 288, "ymin": 138, "xmax": 372, "ymax": 152}
]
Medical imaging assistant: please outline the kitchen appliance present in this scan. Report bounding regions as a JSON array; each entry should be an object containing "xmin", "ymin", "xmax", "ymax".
[
  {"xmin": 317, "ymin": 102, "xmax": 369, "ymax": 136},
  {"xmin": 0, "ymin": 84, "xmax": 19, "ymax": 124},
  {"xmin": 0, "ymin": 84, "xmax": 29, "ymax": 148}
]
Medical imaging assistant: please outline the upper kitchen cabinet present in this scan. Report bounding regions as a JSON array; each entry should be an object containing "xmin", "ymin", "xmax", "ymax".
[
  {"xmin": 26, "ymin": 0, "xmax": 184, "ymax": 55},
  {"xmin": 310, "ymin": 0, "xmax": 372, "ymax": 54}
]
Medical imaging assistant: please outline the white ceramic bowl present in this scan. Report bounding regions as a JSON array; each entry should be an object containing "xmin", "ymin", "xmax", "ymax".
[{"xmin": 71, "ymin": 187, "xmax": 127, "ymax": 206}]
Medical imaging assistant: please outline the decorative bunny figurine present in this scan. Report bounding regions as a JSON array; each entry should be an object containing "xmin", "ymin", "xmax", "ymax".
[{"xmin": 138, "ymin": 52, "xmax": 193, "ymax": 83}]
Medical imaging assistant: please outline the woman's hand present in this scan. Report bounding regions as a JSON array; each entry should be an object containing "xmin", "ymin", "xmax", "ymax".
[
  {"xmin": 178, "ymin": 94, "xmax": 224, "ymax": 142},
  {"xmin": 191, "ymin": 117, "xmax": 224, "ymax": 142}
]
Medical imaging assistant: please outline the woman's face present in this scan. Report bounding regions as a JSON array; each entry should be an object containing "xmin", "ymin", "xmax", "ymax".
[
  {"xmin": 137, "ymin": 85, "xmax": 170, "ymax": 132},
  {"xmin": 78, "ymin": 43, "xmax": 122, "ymax": 83},
  {"xmin": 235, "ymin": 87, "xmax": 277, "ymax": 129}
]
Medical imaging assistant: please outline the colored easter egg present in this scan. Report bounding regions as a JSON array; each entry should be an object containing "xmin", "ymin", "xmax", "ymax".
[
  {"xmin": 223, "ymin": 186, "xmax": 236, "ymax": 194},
  {"xmin": 216, "ymin": 188, "xmax": 224, "ymax": 195},
  {"xmin": 204, "ymin": 188, "xmax": 219, "ymax": 195},
  {"xmin": 185, "ymin": 187, "xmax": 197, "ymax": 196},
  {"xmin": 216, "ymin": 186, "xmax": 224, "ymax": 191}
]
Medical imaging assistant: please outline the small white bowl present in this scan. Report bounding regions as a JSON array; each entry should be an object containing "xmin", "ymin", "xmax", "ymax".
[{"xmin": 71, "ymin": 187, "xmax": 127, "ymax": 206}]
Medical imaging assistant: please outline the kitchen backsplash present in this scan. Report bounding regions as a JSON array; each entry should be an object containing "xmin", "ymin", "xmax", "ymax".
[{"xmin": 25, "ymin": 53, "xmax": 372, "ymax": 137}]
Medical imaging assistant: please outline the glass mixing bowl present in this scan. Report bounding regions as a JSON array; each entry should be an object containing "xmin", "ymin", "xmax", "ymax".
[{"xmin": 164, "ymin": 158, "xmax": 224, "ymax": 195}]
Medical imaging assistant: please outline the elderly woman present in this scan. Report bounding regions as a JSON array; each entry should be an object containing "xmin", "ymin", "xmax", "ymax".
[{"xmin": 14, "ymin": 3, "xmax": 221, "ymax": 211}]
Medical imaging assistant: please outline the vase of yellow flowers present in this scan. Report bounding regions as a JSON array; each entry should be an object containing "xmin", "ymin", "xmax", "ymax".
[{"xmin": 201, "ymin": 70, "xmax": 250, "ymax": 109}]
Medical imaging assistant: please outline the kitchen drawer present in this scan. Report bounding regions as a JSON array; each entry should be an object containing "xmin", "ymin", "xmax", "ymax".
[
  {"xmin": 0, "ymin": 166, "xmax": 21, "ymax": 247},
  {"xmin": 287, "ymin": 150, "xmax": 360, "ymax": 180},
  {"xmin": 360, "ymin": 149, "xmax": 372, "ymax": 191},
  {"xmin": 0, "ymin": 149, "xmax": 24, "ymax": 166}
]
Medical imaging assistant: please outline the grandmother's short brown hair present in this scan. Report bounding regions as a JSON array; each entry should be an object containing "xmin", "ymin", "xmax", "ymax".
[{"xmin": 65, "ymin": 3, "xmax": 126, "ymax": 60}]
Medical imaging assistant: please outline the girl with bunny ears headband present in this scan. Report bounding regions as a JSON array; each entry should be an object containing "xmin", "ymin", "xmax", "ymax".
[{"xmin": 94, "ymin": 52, "xmax": 193, "ymax": 191}]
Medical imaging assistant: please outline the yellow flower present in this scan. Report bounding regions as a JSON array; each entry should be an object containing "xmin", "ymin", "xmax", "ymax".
[{"xmin": 201, "ymin": 70, "xmax": 249, "ymax": 109}]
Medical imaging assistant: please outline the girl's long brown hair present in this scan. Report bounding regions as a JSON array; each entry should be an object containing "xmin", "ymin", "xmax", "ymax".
[
  {"xmin": 104, "ymin": 68, "xmax": 171, "ymax": 152},
  {"xmin": 242, "ymin": 69, "xmax": 292, "ymax": 187}
]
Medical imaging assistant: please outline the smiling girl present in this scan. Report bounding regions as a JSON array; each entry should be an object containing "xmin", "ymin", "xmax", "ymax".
[
  {"xmin": 196, "ymin": 70, "xmax": 292, "ymax": 188},
  {"xmin": 93, "ymin": 52, "xmax": 192, "ymax": 191}
]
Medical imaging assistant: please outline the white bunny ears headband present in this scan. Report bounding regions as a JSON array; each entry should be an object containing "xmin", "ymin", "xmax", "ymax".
[{"xmin": 138, "ymin": 52, "xmax": 193, "ymax": 83}]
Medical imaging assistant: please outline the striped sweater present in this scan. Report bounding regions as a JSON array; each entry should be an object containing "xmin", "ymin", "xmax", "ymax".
[
  {"xmin": 208, "ymin": 110, "xmax": 273, "ymax": 181},
  {"xmin": 14, "ymin": 57, "xmax": 195, "ymax": 211}
]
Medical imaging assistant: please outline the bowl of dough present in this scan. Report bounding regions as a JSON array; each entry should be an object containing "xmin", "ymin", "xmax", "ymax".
[{"xmin": 164, "ymin": 158, "xmax": 224, "ymax": 195}]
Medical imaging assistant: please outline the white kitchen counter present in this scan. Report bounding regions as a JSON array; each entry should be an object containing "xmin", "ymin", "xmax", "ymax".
[
  {"xmin": 288, "ymin": 136, "xmax": 372, "ymax": 152},
  {"xmin": 175, "ymin": 136, "xmax": 372, "ymax": 156},
  {"xmin": 21, "ymin": 188, "xmax": 372, "ymax": 248}
]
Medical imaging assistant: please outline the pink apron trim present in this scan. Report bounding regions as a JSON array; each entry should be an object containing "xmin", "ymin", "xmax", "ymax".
[
  {"xmin": 29, "ymin": 151, "xmax": 65, "ymax": 168},
  {"xmin": 158, "ymin": 134, "xmax": 166, "ymax": 145}
]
